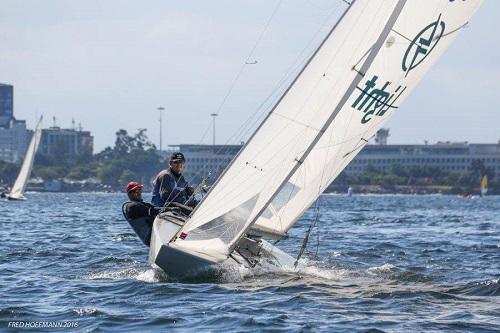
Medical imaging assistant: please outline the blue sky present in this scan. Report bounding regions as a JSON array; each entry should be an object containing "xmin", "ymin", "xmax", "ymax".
[{"xmin": 0, "ymin": 0, "xmax": 498, "ymax": 151}]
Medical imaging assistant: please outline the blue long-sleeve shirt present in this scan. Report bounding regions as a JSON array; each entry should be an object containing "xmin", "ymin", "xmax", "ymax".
[{"xmin": 151, "ymin": 168, "xmax": 191, "ymax": 207}]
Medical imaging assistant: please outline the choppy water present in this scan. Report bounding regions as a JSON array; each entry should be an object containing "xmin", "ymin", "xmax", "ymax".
[{"xmin": 1, "ymin": 193, "xmax": 499, "ymax": 332}]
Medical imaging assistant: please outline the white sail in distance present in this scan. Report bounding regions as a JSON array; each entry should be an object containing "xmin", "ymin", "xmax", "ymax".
[
  {"xmin": 9, "ymin": 117, "xmax": 43, "ymax": 200},
  {"xmin": 252, "ymin": 0, "xmax": 483, "ymax": 237},
  {"xmin": 173, "ymin": 0, "xmax": 482, "ymax": 259},
  {"xmin": 480, "ymin": 175, "xmax": 488, "ymax": 196}
]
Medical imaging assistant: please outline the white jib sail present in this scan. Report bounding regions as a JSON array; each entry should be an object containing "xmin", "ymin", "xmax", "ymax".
[
  {"xmin": 174, "ymin": 0, "xmax": 482, "ymax": 259},
  {"xmin": 252, "ymin": 0, "xmax": 483, "ymax": 237},
  {"xmin": 173, "ymin": 0, "xmax": 406, "ymax": 258},
  {"xmin": 9, "ymin": 116, "xmax": 43, "ymax": 199}
]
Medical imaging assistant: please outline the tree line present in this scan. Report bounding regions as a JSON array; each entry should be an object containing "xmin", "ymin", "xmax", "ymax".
[
  {"xmin": 0, "ymin": 129, "xmax": 165, "ymax": 189},
  {"xmin": 332, "ymin": 161, "xmax": 498, "ymax": 194},
  {"xmin": 0, "ymin": 129, "xmax": 498, "ymax": 194}
]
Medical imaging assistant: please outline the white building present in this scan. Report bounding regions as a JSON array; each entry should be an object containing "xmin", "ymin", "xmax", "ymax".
[
  {"xmin": 173, "ymin": 144, "xmax": 243, "ymax": 185},
  {"xmin": 39, "ymin": 126, "xmax": 93, "ymax": 157},
  {"xmin": 173, "ymin": 140, "xmax": 500, "ymax": 186},
  {"xmin": 345, "ymin": 142, "xmax": 500, "ymax": 177}
]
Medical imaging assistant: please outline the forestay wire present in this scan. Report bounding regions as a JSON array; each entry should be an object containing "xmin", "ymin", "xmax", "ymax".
[
  {"xmin": 173, "ymin": 0, "xmax": 348, "ymax": 206},
  {"xmin": 188, "ymin": 0, "xmax": 348, "ymax": 185},
  {"xmin": 196, "ymin": 0, "xmax": 284, "ymax": 146},
  {"xmin": 293, "ymin": 196, "xmax": 321, "ymax": 267}
]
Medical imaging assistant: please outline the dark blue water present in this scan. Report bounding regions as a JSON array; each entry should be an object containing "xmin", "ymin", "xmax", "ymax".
[{"xmin": 1, "ymin": 193, "xmax": 499, "ymax": 332}]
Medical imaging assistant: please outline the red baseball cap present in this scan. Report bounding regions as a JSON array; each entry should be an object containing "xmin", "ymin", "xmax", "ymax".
[{"xmin": 125, "ymin": 181, "xmax": 144, "ymax": 193}]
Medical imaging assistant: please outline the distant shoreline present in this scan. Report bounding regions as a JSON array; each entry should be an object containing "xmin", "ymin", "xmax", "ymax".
[
  {"xmin": 19, "ymin": 188, "xmax": 496, "ymax": 196},
  {"xmin": 326, "ymin": 184, "xmax": 494, "ymax": 195}
]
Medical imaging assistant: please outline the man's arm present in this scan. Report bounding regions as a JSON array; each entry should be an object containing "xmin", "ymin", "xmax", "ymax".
[
  {"xmin": 159, "ymin": 173, "xmax": 176, "ymax": 204},
  {"xmin": 126, "ymin": 202, "xmax": 151, "ymax": 220},
  {"xmin": 145, "ymin": 202, "xmax": 162, "ymax": 216},
  {"xmin": 151, "ymin": 174, "xmax": 164, "ymax": 207}
]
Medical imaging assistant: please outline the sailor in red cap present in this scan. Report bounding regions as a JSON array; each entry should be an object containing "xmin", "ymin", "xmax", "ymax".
[{"xmin": 122, "ymin": 181, "xmax": 161, "ymax": 246}]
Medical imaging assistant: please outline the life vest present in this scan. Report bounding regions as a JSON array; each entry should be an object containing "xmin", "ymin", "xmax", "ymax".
[{"xmin": 121, "ymin": 202, "xmax": 153, "ymax": 246}]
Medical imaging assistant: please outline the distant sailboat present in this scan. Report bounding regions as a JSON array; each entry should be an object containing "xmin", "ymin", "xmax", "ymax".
[
  {"xmin": 347, "ymin": 186, "xmax": 354, "ymax": 197},
  {"xmin": 480, "ymin": 175, "xmax": 488, "ymax": 196},
  {"xmin": 6, "ymin": 116, "xmax": 43, "ymax": 201},
  {"xmin": 147, "ymin": 0, "xmax": 483, "ymax": 278}
]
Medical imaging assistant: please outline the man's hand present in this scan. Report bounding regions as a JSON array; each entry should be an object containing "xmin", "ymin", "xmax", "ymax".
[{"xmin": 185, "ymin": 186, "xmax": 195, "ymax": 196}]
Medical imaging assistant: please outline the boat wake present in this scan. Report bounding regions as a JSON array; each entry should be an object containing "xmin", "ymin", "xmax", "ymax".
[
  {"xmin": 83, "ymin": 267, "xmax": 162, "ymax": 283},
  {"xmin": 82, "ymin": 259, "xmax": 499, "ymax": 300}
]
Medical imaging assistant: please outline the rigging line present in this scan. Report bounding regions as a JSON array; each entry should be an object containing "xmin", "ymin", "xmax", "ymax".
[
  {"xmin": 258, "ymin": 2, "xmax": 371, "ymax": 232},
  {"xmin": 352, "ymin": 47, "xmax": 372, "ymax": 74},
  {"xmin": 322, "ymin": 125, "xmax": 383, "ymax": 196},
  {"xmin": 273, "ymin": 113, "xmax": 324, "ymax": 133},
  {"xmin": 190, "ymin": 130, "xmax": 310, "ymax": 221},
  {"xmin": 223, "ymin": 0, "xmax": 366, "ymax": 250},
  {"xmin": 196, "ymin": 123, "xmax": 213, "ymax": 147},
  {"xmin": 234, "ymin": 0, "xmax": 346, "ymax": 142},
  {"xmin": 227, "ymin": 0, "xmax": 408, "ymax": 254},
  {"xmin": 343, "ymin": 137, "xmax": 369, "ymax": 158},
  {"xmin": 212, "ymin": 0, "xmax": 283, "ymax": 119},
  {"xmin": 192, "ymin": 121, "xmax": 324, "ymax": 221},
  {"xmin": 392, "ymin": 20, "xmax": 468, "ymax": 46},
  {"xmin": 188, "ymin": 86, "xmax": 327, "ymax": 217},
  {"xmin": 188, "ymin": 0, "xmax": 382, "ymax": 220},
  {"xmin": 184, "ymin": 0, "xmax": 356, "ymax": 224},
  {"xmin": 190, "ymin": 1, "xmax": 346, "ymax": 188},
  {"xmin": 184, "ymin": 11, "xmax": 288, "ymax": 188},
  {"xmin": 390, "ymin": 28, "xmax": 412, "ymax": 43},
  {"xmin": 294, "ymin": 197, "xmax": 321, "ymax": 267},
  {"xmin": 283, "ymin": 75, "xmax": 340, "ymax": 242},
  {"xmin": 296, "ymin": 82, "xmax": 343, "ymax": 261},
  {"xmin": 441, "ymin": 21, "xmax": 469, "ymax": 38},
  {"xmin": 267, "ymin": 161, "xmax": 306, "ymax": 236},
  {"xmin": 247, "ymin": 14, "xmax": 403, "ymax": 172},
  {"xmin": 266, "ymin": 2, "xmax": 383, "ymax": 151},
  {"xmin": 310, "ymin": 22, "xmax": 414, "ymax": 198},
  {"xmin": 213, "ymin": 0, "xmax": 346, "ymax": 152},
  {"xmin": 321, "ymin": 1, "xmax": 383, "ymax": 76},
  {"xmin": 246, "ymin": 0, "xmax": 283, "ymax": 63},
  {"xmin": 186, "ymin": 106, "xmax": 319, "ymax": 208},
  {"xmin": 192, "ymin": 0, "xmax": 283, "ymax": 150}
]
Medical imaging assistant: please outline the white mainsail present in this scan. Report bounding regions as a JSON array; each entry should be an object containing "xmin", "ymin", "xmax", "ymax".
[
  {"xmin": 173, "ymin": 0, "xmax": 482, "ymax": 259},
  {"xmin": 252, "ymin": 0, "xmax": 484, "ymax": 237},
  {"xmin": 8, "ymin": 116, "xmax": 43, "ymax": 200}
]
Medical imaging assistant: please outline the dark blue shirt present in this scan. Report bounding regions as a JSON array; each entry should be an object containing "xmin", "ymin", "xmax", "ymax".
[{"xmin": 151, "ymin": 168, "xmax": 191, "ymax": 207}]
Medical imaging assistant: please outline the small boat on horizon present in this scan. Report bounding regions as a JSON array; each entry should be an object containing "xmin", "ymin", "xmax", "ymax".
[{"xmin": 480, "ymin": 175, "xmax": 488, "ymax": 197}]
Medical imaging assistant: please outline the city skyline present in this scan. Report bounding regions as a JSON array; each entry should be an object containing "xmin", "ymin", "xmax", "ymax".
[{"xmin": 1, "ymin": 0, "xmax": 498, "ymax": 152}]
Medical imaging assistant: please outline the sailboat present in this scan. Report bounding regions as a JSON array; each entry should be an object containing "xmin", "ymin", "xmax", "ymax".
[
  {"xmin": 149, "ymin": 0, "xmax": 483, "ymax": 278},
  {"xmin": 480, "ymin": 175, "xmax": 488, "ymax": 196},
  {"xmin": 6, "ymin": 116, "xmax": 43, "ymax": 201}
]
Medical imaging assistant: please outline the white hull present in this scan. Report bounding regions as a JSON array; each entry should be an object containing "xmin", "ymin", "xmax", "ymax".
[
  {"xmin": 6, "ymin": 194, "xmax": 27, "ymax": 201},
  {"xmin": 149, "ymin": 212, "xmax": 299, "ymax": 279}
]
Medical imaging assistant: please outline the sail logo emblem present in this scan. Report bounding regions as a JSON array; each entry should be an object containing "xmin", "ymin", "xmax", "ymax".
[
  {"xmin": 352, "ymin": 75, "xmax": 407, "ymax": 124},
  {"xmin": 402, "ymin": 14, "xmax": 446, "ymax": 77}
]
